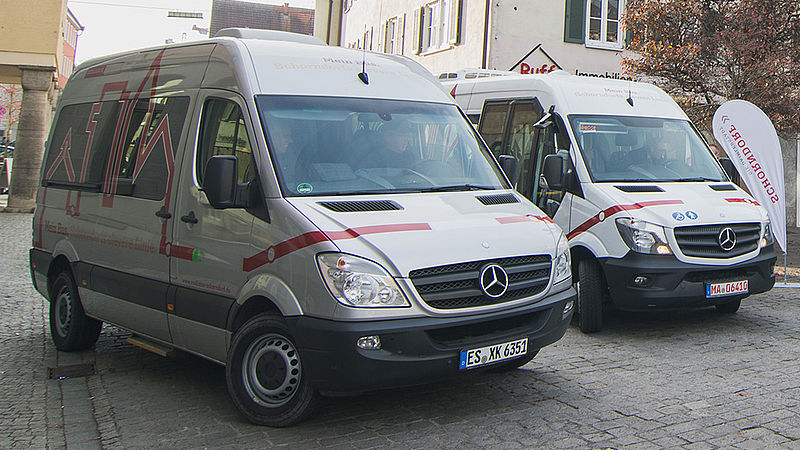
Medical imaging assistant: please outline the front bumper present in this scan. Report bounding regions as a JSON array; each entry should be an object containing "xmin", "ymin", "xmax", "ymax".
[
  {"xmin": 286, "ymin": 286, "xmax": 575, "ymax": 394},
  {"xmin": 600, "ymin": 246, "xmax": 776, "ymax": 311}
]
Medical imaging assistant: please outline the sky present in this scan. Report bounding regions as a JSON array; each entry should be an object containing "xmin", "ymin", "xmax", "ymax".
[{"xmin": 69, "ymin": 0, "xmax": 316, "ymax": 64}]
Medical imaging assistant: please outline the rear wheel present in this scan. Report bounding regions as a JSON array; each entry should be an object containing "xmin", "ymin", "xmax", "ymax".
[
  {"xmin": 226, "ymin": 314, "xmax": 318, "ymax": 427},
  {"xmin": 715, "ymin": 298, "xmax": 741, "ymax": 314},
  {"xmin": 576, "ymin": 258, "xmax": 604, "ymax": 333},
  {"xmin": 49, "ymin": 271, "xmax": 102, "ymax": 351},
  {"xmin": 487, "ymin": 349, "xmax": 539, "ymax": 373}
]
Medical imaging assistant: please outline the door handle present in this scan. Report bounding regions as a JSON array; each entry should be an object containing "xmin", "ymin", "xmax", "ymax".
[
  {"xmin": 155, "ymin": 206, "xmax": 172, "ymax": 220},
  {"xmin": 180, "ymin": 211, "xmax": 199, "ymax": 224}
]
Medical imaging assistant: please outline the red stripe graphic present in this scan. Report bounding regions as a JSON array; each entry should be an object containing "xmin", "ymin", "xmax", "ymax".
[
  {"xmin": 566, "ymin": 200, "xmax": 684, "ymax": 241},
  {"xmin": 726, "ymin": 198, "xmax": 760, "ymax": 206},
  {"xmin": 242, "ymin": 223, "xmax": 431, "ymax": 272},
  {"xmin": 496, "ymin": 214, "xmax": 554, "ymax": 224}
]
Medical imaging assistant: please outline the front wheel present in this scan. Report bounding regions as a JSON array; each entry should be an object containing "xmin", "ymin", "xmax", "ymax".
[
  {"xmin": 226, "ymin": 314, "xmax": 318, "ymax": 427},
  {"xmin": 576, "ymin": 258, "xmax": 604, "ymax": 333},
  {"xmin": 49, "ymin": 271, "xmax": 102, "ymax": 351}
]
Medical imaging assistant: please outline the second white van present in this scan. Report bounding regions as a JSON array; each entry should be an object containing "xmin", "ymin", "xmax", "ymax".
[{"xmin": 444, "ymin": 71, "xmax": 776, "ymax": 332}]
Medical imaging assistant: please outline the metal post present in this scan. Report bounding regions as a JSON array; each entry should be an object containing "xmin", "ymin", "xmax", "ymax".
[{"xmin": 785, "ymin": 252, "xmax": 788, "ymax": 285}]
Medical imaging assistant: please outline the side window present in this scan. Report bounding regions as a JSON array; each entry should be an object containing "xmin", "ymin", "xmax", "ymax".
[
  {"xmin": 505, "ymin": 101, "xmax": 543, "ymax": 198},
  {"xmin": 197, "ymin": 98, "xmax": 255, "ymax": 186},
  {"xmin": 477, "ymin": 102, "xmax": 510, "ymax": 154},
  {"xmin": 112, "ymin": 96, "xmax": 189, "ymax": 200}
]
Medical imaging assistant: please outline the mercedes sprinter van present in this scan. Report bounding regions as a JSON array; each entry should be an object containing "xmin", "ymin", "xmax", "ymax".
[
  {"xmin": 30, "ymin": 30, "xmax": 576, "ymax": 426},
  {"xmin": 444, "ymin": 71, "xmax": 776, "ymax": 333}
]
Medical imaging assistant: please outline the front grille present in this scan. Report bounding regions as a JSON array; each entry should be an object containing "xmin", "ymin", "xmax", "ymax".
[
  {"xmin": 684, "ymin": 269, "xmax": 757, "ymax": 284},
  {"xmin": 674, "ymin": 223, "xmax": 760, "ymax": 258},
  {"xmin": 409, "ymin": 255, "xmax": 551, "ymax": 310},
  {"xmin": 425, "ymin": 311, "xmax": 547, "ymax": 348}
]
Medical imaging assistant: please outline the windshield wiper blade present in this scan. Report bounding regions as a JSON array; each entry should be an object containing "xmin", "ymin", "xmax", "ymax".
[
  {"xmin": 420, "ymin": 184, "xmax": 497, "ymax": 192},
  {"xmin": 672, "ymin": 177, "xmax": 723, "ymax": 182}
]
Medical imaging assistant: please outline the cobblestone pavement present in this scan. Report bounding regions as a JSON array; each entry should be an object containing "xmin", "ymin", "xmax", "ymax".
[{"xmin": 2, "ymin": 211, "xmax": 800, "ymax": 448}]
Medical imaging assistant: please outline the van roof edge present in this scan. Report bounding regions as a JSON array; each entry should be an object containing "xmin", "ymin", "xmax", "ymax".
[{"xmin": 215, "ymin": 28, "xmax": 326, "ymax": 46}]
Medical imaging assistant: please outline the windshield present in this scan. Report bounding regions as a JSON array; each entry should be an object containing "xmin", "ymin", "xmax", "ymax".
[
  {"xmin": 256, "ymin": 96, "xmax": 507, "ymax": 196},
  {"xmin": 569, "ymin": 115, "xmax": 727, "ymax": 182}
]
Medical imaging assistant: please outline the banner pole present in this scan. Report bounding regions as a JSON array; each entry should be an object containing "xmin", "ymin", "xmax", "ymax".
[{"xmin": 785, "ymin": 251, "xmax": 788, "ymax": 285}]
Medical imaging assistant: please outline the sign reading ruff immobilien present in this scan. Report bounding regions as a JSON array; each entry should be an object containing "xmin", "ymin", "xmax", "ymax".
[{"xmin": 713, "ymin": 100, "xmax": 786, "ymax": 252}]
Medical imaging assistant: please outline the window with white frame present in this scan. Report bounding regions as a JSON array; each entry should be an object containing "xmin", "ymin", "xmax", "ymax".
[
  {"xmin": 415, "ymin": 0, "xmax": 461, "ymax": 54},
  {"xmin": 585, "ymin": 0, "xmax": 624, "ymax": 49}
]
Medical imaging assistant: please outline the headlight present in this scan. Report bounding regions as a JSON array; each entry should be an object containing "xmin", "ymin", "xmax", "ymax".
[
  {"xmin": 615, "ymin": 218, "xmax": 672, "ymax": 255},
  {"xmin": 553, "ymin": 234, "xmax": 571, "ymax": 284},
  {"xmin": 317, "ymin": 253, "xmax": 409, "ymax": 307},
  {"xmin": 761, "ymin": 221, "xmax": 774, "ymax": 248}
]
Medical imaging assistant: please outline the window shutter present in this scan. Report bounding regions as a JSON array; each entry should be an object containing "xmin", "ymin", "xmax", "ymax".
[
  {"xmin": 379, "ymin": 22, "xmax": 386, "ymax": 53},
  {"xmin": 564, "ymin": 0, "xmax": 586, "ymax": 43},
  {"xmin": 449, "ymin": 0, "xmax": 462, "ymax": 45},
  {"xmin": 412, "ymin": 7, "xmax": 421, "ymax": 54},
  {"xmin": 397, "ymin": 15, "xmax": 405, "ymax": 54}
]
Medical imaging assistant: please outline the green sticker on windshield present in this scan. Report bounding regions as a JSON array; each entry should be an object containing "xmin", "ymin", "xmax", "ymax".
[{"xmin": 297, "ymin": 183, "xmax": 313, "ymax": 194}]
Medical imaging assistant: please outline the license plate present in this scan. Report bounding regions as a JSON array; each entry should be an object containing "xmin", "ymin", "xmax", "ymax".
[
  {"xmin": 706, "ymin": 280, "xmax": 749, "ymax": 298},
  {"xmin": 459, "ymin": 337, "xmax": 528, "ymax": 370}
]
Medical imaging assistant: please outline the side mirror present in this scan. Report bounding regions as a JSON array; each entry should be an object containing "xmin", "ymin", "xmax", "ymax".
[
  {"xmin": 498, "ymin": 155, "xmax": 519, "ymax": 185},
  {"xmin": 718, "ymin": 158, "xmax": 740, "ymax": 184},
  {"xmin": 543, "ymin": 153, "xmax": 566, "ymax": 190},
  {"xmin": 203, "ymin": 155, "xmax": 238, "ymax": 209}
]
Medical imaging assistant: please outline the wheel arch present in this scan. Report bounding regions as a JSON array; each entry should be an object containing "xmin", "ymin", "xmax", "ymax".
[{"xmin": 227, "ymin": 294, "xmax": 284, "ymax": 334}]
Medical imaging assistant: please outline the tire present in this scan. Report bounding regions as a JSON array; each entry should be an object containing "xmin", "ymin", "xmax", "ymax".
[
  {"xmin": 486, "ymin": 349, "xmax": 539, "ymax": 373},
  {"xmin": 226, "ymin": 314, "xmax": 318, "ymax": 427},
  {"xmin": 576, "ymin": 258, "xmax": 604, "ymax": 333},
  {"xmin": 715, "ymin": 298, "xmax": 741, "ymax": 314},
  {"xmin": 49, "ymin": 271, "xmax": 102, "ymax": 351}
]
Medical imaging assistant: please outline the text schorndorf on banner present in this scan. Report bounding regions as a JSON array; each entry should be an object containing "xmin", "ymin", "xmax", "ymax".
[{"xmin": 712, "ymin": 100, "xmax": 786, "ymax": 252}]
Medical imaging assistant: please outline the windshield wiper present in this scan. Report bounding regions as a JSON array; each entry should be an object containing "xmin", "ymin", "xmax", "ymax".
[
  {"xmin": 419, "ymin": 184, "xmax": 498, "ymax": 192},
  {"xmin": 669, "ymin": 177, "xmax": 724, "ymax": 182}
]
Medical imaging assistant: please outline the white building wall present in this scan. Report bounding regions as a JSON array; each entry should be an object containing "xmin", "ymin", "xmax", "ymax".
[
  {"xmin": 341, "ymin": 0, "xmax": 486, "ymax": 75},
  {"xmin": 340, "ymin": 0, "xmax": 634, "ymax": 80},
  {"xmin": 488, "ymin": 1, "xmax": 633, "ymax": 79}
]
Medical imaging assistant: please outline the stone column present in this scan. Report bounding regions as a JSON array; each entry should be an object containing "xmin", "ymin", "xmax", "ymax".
[{"xmin": 5, "ymin": 66, "xmax": 55, "ymax": 213}]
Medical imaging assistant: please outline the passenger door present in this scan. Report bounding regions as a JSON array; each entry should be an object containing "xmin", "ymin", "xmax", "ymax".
[
  {"xmin": 169, "ymin": 92, "xmax": 258, "ymax": 362},
  {"xmin": 88, "ymin": 95, "xmax": 190, "ymax": 343},
  {"xmin": 479, "ymin": 98, "xmax": 571, "ymax": 220}
]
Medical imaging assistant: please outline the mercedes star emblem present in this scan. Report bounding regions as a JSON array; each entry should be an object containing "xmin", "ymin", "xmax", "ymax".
[
  {"xmin": 718, "ymin": 227, "xmax": 737, "ymax": 252},
  {"xmin": 480, "ymin": 264, "xmax": 509, "ymax": 298}
]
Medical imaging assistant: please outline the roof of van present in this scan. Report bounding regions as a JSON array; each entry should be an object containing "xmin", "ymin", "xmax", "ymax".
[
  {"xmin": 71, "ymin": 30, "xmax": 452, "ymax": 105},
  {"xmin": 447, "ymin": 71, "xmax": 688, "ymax": 120}
]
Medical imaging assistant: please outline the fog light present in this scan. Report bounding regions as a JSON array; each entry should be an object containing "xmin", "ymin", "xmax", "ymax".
[
  {"xmin": 655, "ymin": 245, "xmax": 671, "ymax": 255},
  {"xmin": 356, "ymin": 335, "xmax": 382, "ymax": 350},
  {"xmin": 563, "ymin": 299, "xmax": 574, "ymax": 316},
  {"xmin": 633, "ymin": 276, "xmax": 649, "ymax": 286}
]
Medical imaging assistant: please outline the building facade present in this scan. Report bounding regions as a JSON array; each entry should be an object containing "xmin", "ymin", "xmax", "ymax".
[
  {"xmin": 210, "ymin": 0, "xmax": 315, "ymax": 37},
  {"xmin": 334, "ymin": 0, "xmax": 631, "ymax": 78},
  {"xmin": 58, "ymin": 9, "xmax": 84, "ymax": 89}
]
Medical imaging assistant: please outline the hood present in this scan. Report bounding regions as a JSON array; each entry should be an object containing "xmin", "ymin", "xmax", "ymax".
[
  {"xmin": 593, "ymin": 182, "xmax": 768, "ymax": 228},
  {"xmin": 287, "ymin": 191, "xmax": 562, "ymax": 277}
]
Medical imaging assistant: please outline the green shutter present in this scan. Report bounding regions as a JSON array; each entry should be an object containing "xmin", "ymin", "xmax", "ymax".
[{"xmin": 564, "ymin": 0, "xmax": 586, "ymax": 43}]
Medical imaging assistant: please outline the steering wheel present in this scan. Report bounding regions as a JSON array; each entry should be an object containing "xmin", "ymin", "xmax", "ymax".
[{"xmin": 400, "ymin": 168, "xmax": 436, "ymax": 187}]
